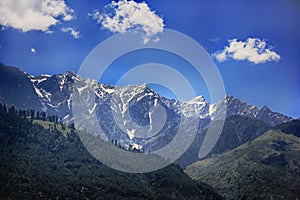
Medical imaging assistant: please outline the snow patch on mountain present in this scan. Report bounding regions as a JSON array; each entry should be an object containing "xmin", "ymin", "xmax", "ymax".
[{"xmin": 26, "ymin": 69, "xmax": 292, "ymax": 136}]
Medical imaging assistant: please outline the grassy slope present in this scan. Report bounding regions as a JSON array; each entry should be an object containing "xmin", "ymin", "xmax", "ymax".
[{"xmin": 185, "ymin": 130, "xmax": 300, "ymax": 200}]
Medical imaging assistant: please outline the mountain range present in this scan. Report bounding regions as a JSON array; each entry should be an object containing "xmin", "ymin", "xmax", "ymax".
[
  {"xmin": 0, "ymin": 64, "xmax": 292, "ymax": 126},
  {"xmin": 1, "ymin": 64, "xmax": 299, "ymax": 199},
  {"xmin": 0, "ymin": 64, "xmax": 293, "ymax": 162}
]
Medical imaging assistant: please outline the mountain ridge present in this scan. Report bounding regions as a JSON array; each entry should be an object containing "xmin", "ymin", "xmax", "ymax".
[
  {"xmin": 0, "ymin": 64, "xmax": 293, "ymax": 126},
  {"xmin": 0, "ymin": 64, "xmax": 293, "ymax": 162}
]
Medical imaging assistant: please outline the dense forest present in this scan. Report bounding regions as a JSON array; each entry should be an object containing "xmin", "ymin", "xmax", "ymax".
[{"xmin": 0, "ymin": 104, "xmax": 222, "ymax": 200}]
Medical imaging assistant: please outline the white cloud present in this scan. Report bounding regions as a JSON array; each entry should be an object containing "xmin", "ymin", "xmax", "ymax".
[
  {"xmin": 89, "ymin": 0, "xmax": 164, "ymax": 44},
  {"xmin": 31, "ymin": 48, "xmax": 36, "ymax": 53},
  {"xmin": 0, "ymin": 0, "xmax": 74, "ymax": 32},
  {"xmin": 61, "ymin": 27, "xmax": 80, "ymax": 39},
  {"xmin": 213, "ymin": 38, "xmax": 281, "ymax": 64}
]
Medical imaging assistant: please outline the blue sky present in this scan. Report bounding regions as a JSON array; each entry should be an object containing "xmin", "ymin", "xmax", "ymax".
[{"xmin": 0, "ymin": 0, "xmax": 299, "ymax": 118}]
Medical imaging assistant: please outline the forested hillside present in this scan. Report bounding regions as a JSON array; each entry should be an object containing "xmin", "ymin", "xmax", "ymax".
[
  {"xmin": 0, "ymin": 104, "xmax": 222, "ymax": 200},
  {"xmin": 185, "ymin": 129, "xmax": 300, "ymax": 199}
]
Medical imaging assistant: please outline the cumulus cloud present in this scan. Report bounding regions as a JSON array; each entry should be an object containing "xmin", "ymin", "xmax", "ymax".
[
  {"xmin": 0, "ymin": 0, "xmax": 74, "ymax": 32},
  {"xmin": 89, "ymin": 0, "xmax": 164, "ymax": 44},
  {"xmin": 31, "ymin": 48, "xmax": 36, "ymax": 53},
  {"xmin": 213, "ymin": 38, "xmax": 281, "ymax": 64},
  {"xmin": 61, "ymin": 27, "xmax": 80, "ymax": 39}
]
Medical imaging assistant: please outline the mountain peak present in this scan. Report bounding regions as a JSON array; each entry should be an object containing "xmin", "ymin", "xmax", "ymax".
[
  {"xmin": 224, "ymin": 95, "xmax": 242, "ymax": 102},
  {"xmin": 256, "ymin": 105, "xmax": 292, "ymax": 126},
  {"xmin": 114, "ymin": 83, "xmax": 156, "ymax": 96},
  {"xmin": 224, "ymin": 94, "xmax": 233, "ymax": 99},
  {"xmin": 260, "ymin": 105, "xmax": 271, "ymax": 111},
  {"xmin": 65, "ymin": 70, "xmax": 77, "ymax": 78},
  {"xmin": 188, "ymin": 96, "xmax": 207, "ymax": 104}
]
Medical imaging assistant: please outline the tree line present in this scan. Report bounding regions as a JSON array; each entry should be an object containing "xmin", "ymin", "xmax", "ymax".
[{"xmin": 0, "ymin": 103, "xmax": 60, "ymax": 123}]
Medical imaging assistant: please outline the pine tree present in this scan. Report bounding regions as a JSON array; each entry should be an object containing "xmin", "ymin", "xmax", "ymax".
[
  {"xmin": 41, "ymin": 112, "xmax": 46, "ymax": 120},
  {"xmin": 3, "ymin": 104, "xmax": 7, "ymax": 113},
  {"xmin": 30, "ymin": 110, "xmax": 35, "ymax": 119},
  {"xmin": 8, "ymin": 106, "xmax": 16, "ymax": 115}
]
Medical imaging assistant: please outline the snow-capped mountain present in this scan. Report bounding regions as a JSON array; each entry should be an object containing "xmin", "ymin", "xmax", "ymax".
[
  {"xmin": 28, "ymin": 70, "xmax": 291, "ymax": 125},
  {"xmin": 71, "ymin": 77, "xmax": 201, "ymax": 151},
  {"xmin": 28, "ymin": 71, "xmax": 76, "ymax": 120},
  {"xmin": 210, "ymin": 95, "xmax": 292, "ymax": 126},
  {"xmin": 29, "ymin": 70, "xmax": 290, "ymax": 126},
  {"xmin": 0, "ymin": 64, "xmax": 293, "ymax": 150}
]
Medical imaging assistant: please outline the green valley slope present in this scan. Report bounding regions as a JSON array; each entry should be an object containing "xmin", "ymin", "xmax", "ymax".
[{"xmin": 185, "ymin": 130, "xmax": 300, "ymax": 199}]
